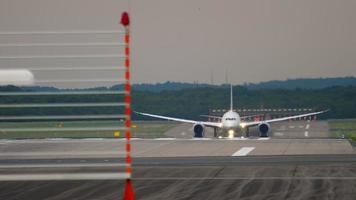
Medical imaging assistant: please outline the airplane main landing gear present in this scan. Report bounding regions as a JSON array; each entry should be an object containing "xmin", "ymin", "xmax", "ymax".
[{"xmin": 246, "ymin": 128, "xmax": 250, "ymax": 137}]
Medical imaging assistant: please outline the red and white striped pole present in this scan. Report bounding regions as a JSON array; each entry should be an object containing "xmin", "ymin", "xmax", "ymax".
[{"xmin": 121, "ymin": 11, "xmax": 135, "ymax": 200}]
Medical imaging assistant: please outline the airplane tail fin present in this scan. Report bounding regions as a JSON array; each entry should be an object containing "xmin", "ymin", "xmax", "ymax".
[{"xmin": 230, "ymin": 84, "xmax": 233, "ymax": 111}]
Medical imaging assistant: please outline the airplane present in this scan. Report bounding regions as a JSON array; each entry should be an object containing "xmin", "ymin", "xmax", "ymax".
[{"xmin": 135, "ymin": 85, "xmax": 327, "ymax": 138}]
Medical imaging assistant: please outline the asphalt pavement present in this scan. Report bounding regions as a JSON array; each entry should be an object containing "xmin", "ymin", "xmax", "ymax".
[{"xmin": 0, "ymin": 121, "xmax": 355, "ymax": 199}]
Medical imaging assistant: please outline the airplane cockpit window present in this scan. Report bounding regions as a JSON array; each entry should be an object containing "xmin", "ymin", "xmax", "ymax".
[{"xmin": 226, "ymin": 118, "xmax": 236, "ymax": 120}]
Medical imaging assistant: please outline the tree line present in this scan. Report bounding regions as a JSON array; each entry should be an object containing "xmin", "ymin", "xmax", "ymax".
[{"xmin": 0, "ymin": 85, "xmax": 355, "ymax": 120}]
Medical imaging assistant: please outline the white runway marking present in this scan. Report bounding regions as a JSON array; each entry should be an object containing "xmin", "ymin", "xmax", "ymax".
[
  {"xmin": 154, "ymin": 138, "xmax": 177, "ymax": 140},
  {"xmin": 0, "ymin": 151, "xmax": 125, "ymax": 157},
  {"xmin": 191, "ymin": 138, "xmax": 212, "ymax": 140},
  {"xmin": 304, "ymin": 131, "xmax": 309, "ymax": 137},
  {"xmin": 289, "ymin": 126, "xmax": 295, "ymax": 129},
  {"xmin": 0, "ymin": 172, "xmax": 130, "ymax": 181},
  {"xmin": 0, "ymin": 163, "xmax": 128, "ymax": 168},
  {"xmin": 83, "ymin": 138, "xmax": 105, "ymax": 141},
  {"xmin": 305, "ymin": 124, "xmax": 310, "ymax": 130},
  {"xmin": 130, "ymin": 138, "xmax": 143, "ymax": 140},
  {"xmin": 227, "ymin": 137, "xmax": 248, "ymax": 140},
  {"xmin": 258, "ymin": 137, "xmax": 270, "ymax": 140},
  {"xmin": 232, "ymin": 147, "xmax": 255, "ymax": 156},
  {"xmin": 0, "ymin": 138, "xmax": 129, "ymax": 143},
  {"xmin": 274, "ymin": 132, "xmax": 284, "ymax": 136}
]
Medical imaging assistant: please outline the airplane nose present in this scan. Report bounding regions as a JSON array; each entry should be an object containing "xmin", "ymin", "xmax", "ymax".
[{"xmin": 225, "ymin": 121, "xmax": 237, "ymax": 128}]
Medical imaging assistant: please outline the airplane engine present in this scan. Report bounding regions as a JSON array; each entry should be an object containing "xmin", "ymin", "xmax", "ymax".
[
  {"xmin": 258, "ymin": 123, "xmax": 270, "ymax": 137},
  {"xmin": 193, "ymin": 124, "xmax": 205, "ymax": 137}
]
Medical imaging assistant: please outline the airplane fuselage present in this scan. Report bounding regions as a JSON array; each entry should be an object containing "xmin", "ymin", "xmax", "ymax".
[{"xmin": 221, "ymin": 110, "xmax": 241, "ymax": 137}]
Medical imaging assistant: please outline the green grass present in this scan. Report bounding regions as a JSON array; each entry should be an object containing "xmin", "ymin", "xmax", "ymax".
[
  {"xmin": 131, "ymin": 121, "xmax": 178, "ymax": 138},
  {"xmin": 0, "ymin": 120, "xmax": 177, "ymax": 139},
  {"xmin": 329, "ymin": 119, "xmax": 356, "ymax": 141}
]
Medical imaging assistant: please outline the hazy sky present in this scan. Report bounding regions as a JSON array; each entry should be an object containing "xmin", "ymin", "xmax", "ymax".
[{"xmin": 0, "ymin": 0, "xmax": 356, "ymax": 87}]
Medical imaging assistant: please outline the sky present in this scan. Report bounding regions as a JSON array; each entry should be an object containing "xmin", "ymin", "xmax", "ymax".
[{"xmin": 0, "ymin": 0, "xmax": 356, "ymax": 88}]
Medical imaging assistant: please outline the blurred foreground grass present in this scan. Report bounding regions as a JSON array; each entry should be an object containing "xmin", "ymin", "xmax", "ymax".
[{"xmin": 0, "ymin": 120, "xmax": 177, "ymax": 139}]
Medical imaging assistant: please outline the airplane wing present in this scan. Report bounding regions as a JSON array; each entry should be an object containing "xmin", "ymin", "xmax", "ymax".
[
  {"xmin": 240, "ymin": 114, "xmax": 263, "ymax": 120},
  {"xmin": 135, "ymin": 111, "xmax": 222, "ymax": 128},
  {"xmin": 242, "ymin": 110, "xmax": 328, "ymax": 128},
  {"xmin": 200, "ymin": 115, "xmax": 222, "ymax": 119}
]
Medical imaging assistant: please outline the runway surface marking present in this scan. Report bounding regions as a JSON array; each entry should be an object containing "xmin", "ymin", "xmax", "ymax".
[
  {"xmin": 191, "ymin": 138, "xmax": 212, "ymax": 140},
  {"xmin": 154, "ymin": 138, "xmax": 177, "ymax": 140},
  {"xmin": 0, "ymin": 163, "xmax": 128, "ymax": 168},
  {"xmin": 0, "ymin": 172, "xmax": 130, "ymax": 181},
  {"xmin": 274, "ymin": 132, "xmax": 284, "ymax": 136},
  {"xmin": 289, "ymin": 126, "xmax": 295, "ymax": 129},
  {"xmin": 304, "ymin": 122, "xmax": 310, "ymax": 137},
  {"xmin": 232, "ymin": 147, "xmax": 255, "ymax": 156},
  {"xmin": 0, "ymin": 151, "xmax": 125, "ymax": 157},
  {"xmin": 306, "ymin": 124, "xmax": 310, "ymax": 130}
]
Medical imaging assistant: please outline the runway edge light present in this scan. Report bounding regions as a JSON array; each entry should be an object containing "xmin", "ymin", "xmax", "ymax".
[
  {"xmin": 121, "ymin": 11, "xmax": 136, "ymax": 200},
  {"xmin": 114, "ymin": 131, "xmax": 120, "ymax": 137}
]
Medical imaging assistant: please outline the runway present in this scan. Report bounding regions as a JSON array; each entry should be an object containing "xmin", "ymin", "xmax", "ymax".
[
  {"xmin": 1, "ymin": 156, "xmax": 356, "ymax": 199},
  {"xmin": 0, "ymin": 121, "xmax": 353, "ymax": 159},
  {"xmin": 0, "ymin": 138, "xmax": 353, "ymax": 159},
  {"xmin": 0, "ymin": 121, "xmax": 355, "ymax": 199}
]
